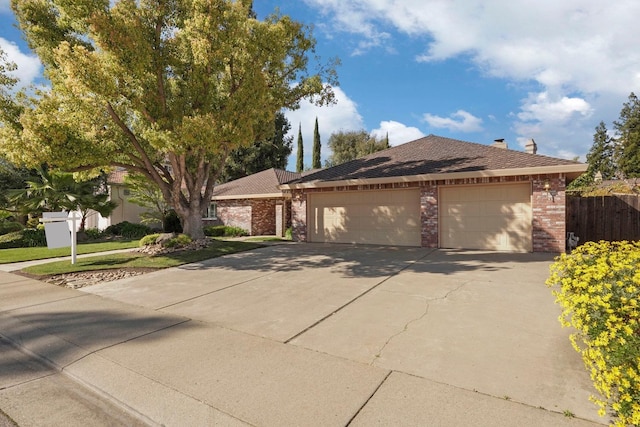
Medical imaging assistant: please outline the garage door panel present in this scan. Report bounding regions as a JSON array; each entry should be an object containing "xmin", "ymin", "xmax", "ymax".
[
  {"xmin": 440, "ymin": 184, "xmax": 532, "ymax": 252},
  {"xmin": 308, "ymin": 190, "xmax": 421, "ymax": 246}
]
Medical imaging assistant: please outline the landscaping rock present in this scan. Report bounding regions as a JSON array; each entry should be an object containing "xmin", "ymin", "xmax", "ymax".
[{"xmin": 155, "ymin": 233, "xmax": 177, "ymax": 245}]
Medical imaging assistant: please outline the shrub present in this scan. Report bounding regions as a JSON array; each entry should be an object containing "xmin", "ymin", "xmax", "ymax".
[
  {"xmin": 104, "ymin": 222, "xmax": 123, "ymax": 236},
  {"xmin": 285, "ymin": 227, "xmax": 292, "ymax": 240},
  {"xmin": 26, "ymin": 217, "xmax": 40, "ymax": 229},
  {"xmin": 203, "ymin": 225, "xmax": 224, "ymax": 237},
  {"xmin": 163, "ymin": 210, "xmax": 183, "ymax": 233},
  {"xmin": 0, "ymin": 221, "xmax": 23, "ymax": 236},
  {"xmin": 546, "ymin": 241, "xmax": 640, "ymax": 426},
  {"xmin": 162, "ymin": 234, "xmax": 192, "ymax": 248},
  {"xmin": 0, "ymin": 229, "xmax": 47, "ymax": 249},
  {"xmin": 84, "ymin": 228, "xmax": 103, "ymax": 240},
  {"xmin": 105, "ymin": 221, "xmax": 152, "ymax": 239},
  {"xmin": 139, "ymin": 233, "xmax": 161, "ymax": 246},
  {"xmin": 120, "ymin": 222, "xmax": 152, "ymax": 239},
  {"xmin": 203, "ymin": 225, "xmax": 248, "ymax": 237}
]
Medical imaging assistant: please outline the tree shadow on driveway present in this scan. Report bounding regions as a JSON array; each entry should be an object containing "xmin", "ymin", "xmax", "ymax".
[{"xmin": 178, "ymin": 243, "xmax": 557, "ymax": 279}]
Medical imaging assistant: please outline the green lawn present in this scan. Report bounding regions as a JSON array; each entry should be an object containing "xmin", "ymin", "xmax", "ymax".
[
  {"xmin": 22, "ymin": 240, "xmax": 263, "ymax": 276},
  {"xmin": 0, "ymin": 240, "xmax": 141, "ymax": 264}
]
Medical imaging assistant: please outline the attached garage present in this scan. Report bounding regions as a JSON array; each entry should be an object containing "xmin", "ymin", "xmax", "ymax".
[
  {"xmin": 285, "ymin": 135, "xmax": 588, "ymax": 253},
  {"xmin": 307, "ymin": 189, "xmax": 421, "ymax": 246},
  {"xmin": 439, "ymin": 183, "xmax": 532, "ymax": 252}
]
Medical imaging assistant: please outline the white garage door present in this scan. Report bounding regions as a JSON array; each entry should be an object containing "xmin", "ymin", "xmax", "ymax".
[
  {"xmin": 440, "ymin": 183, "xmax": 532, "ymax": 252},
  {"xmin": 308, "ymin": 189, "xmax": 421, "ymax": 246}
]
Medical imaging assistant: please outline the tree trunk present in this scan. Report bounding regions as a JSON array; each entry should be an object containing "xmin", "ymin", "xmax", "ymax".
[{"xmin": 181, "ymin": 209, "xmax": 205, "ymax": 239}]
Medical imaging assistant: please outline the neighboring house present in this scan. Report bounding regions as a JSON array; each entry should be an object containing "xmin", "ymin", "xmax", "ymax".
[
  {"xmin": 281, "ymin": 135, "xmax": 587, "ymax": 253},
  {"xmin": 83, "ymin": 168, "xmax": 158, "ymax": 230},
  {"xmin": 205, "ymin": 168, "xmax": 304, "ymax": 236}
]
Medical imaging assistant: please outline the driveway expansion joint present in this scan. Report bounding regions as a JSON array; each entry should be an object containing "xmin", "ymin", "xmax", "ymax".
[
  {"xmin": 345, "ymin": 370, "xmax": 392, "ymax": 426},
  {"xmin": 285, "ymin": 249, "xmax": 437, "ymax": 344}
]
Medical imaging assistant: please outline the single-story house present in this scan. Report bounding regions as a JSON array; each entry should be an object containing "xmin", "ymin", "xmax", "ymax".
[
  {"xmin": 281, "ymin": 135, "xmax": 587, "ymax": 253},
  {"xmin": 205, "ymin": 168, "xmax": 304, "ymax": 236}
]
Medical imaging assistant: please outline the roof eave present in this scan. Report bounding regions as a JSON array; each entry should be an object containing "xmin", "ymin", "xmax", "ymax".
[
  {"xmin": 211, "ymin": 192, "xmax": 287, "ymax": 200},
  {"xmin": 280, "ymin": 164, "xmax": 588, "ymax": 190}
]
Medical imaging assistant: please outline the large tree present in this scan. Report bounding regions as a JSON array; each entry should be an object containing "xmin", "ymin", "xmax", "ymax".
[
  {"xmin": 326, "ymin": 130, "xmax": 390, "ymax": 167},
  {"xmin": 221, "ymin": 111, "xmax": 293, "ymax": 182},
  {"xmin": 1, "ymin": 0, "xmax": 337, "ymax": 239},
  {"xmin": 614, "ymin": 92, "xmax": 640, "ymax": 178},
  {"xmin": 586, "ymin": 121, "xmax": 616, "ymax": 180}
]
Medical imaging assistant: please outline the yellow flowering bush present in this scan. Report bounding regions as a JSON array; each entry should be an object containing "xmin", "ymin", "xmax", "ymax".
[{"xmin": 547, "ymin": 241, "xmax": 640, "ymax": 426}]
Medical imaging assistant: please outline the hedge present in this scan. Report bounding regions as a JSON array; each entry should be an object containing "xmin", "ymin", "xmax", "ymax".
[
  {"xmin": 203, "ymin": 225, "xmax": 248, "ymax": 237},
  {"xmin": 547, "ymin": 241, "xmax": 640, "ymax": 426}
]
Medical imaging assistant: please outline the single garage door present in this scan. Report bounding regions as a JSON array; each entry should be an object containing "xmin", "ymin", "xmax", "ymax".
[
  {"xmin": 308, "ymin": 189, "xmax": 421, "ymax": 246},
  {"xmin": 440, "ymin": 183, "xmax": 532, "ymax": 252}
]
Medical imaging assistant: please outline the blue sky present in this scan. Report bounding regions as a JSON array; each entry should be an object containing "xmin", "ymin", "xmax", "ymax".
[{"xmin": 2, "ymin": 1, "xmax": 640, "ymax": 169}]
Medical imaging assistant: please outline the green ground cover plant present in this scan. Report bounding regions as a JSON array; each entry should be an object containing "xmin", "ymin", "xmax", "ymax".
[
  {"xmin": 203, "ymin": 225, "xmax": 248, "ymax": 237},
  {"xmin": 0, "ymin": 240, "xmax": 140, "ymax": 264},
  {"xmin": 547, "ymin": 241, "xmax": 640, "ymax": 426},
  {"xmin": 21, "ymin": 240, "xmax": 262, "ymax": 276}
]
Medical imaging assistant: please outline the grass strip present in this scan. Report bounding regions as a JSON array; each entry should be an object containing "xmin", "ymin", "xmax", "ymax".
[
  {"xmin": 0, "ymin": 240, "xmax": 141, "ymax": 264},
  {"xmin": 22, "ymin": 240, "xmax": 263, "ymax": 276}
]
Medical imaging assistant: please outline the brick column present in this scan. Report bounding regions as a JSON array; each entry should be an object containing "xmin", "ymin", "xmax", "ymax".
[
  {"xmin": 532, "ymin": 175, "xmax": 566, "ymax": 252},
  {"xmin": 291, "ymin": 191, "xmax": 307, "ymax": 242},
  {"xmin": 420, "ymin": 185, "xmax": 438, "ymax": 248}
]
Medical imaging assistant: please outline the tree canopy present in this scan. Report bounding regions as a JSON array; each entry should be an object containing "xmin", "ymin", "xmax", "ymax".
[
  {"xmin": 221, "ymin": 111, "xmax": 292, "ymax": 182},
  {"xmin": 326, "ymin": 130, "xmax": 390, "ymax": 167},
  {"xmin": 1, "ymin": 0, "xmax": 337, "ymax": 238},
  {"xmin": 614, "ymin": 92, "xmax": 640, "ymax": 178},
  {"xmin": 586, "ymin": 121, "xmax": 616, "ymax": 180}
]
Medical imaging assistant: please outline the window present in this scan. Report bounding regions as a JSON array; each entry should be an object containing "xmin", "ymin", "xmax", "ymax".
[{"xmin": 203, "ymin": 202, "xmax": 217, "ymax": 219}]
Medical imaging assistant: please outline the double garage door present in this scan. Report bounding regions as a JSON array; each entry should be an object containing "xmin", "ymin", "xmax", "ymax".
[
  {"xmin": 440, "ymin": 184, "xmax": 532, "ymax": 252},
  {"xmin": 307, "ymin": 189, "xmax": 422, "ymax": 246},
  {"xmin": 307, "ymin": 183, "xmax": 532, "ymax": 251}
]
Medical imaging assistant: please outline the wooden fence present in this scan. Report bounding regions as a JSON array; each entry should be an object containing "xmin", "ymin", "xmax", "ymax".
[{"xmin": 566, "ymin": 195, "xmax": 640, "ymax": 244}]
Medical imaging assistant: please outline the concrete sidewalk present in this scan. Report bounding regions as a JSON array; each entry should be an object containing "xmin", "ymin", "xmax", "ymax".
[
  {"xmin": 0, "ymin": 245, "xmax": 607, "ymax": 426},
  {"xmin": 0, "ymin": 248, "xmax": 136, "ymax": 272}
]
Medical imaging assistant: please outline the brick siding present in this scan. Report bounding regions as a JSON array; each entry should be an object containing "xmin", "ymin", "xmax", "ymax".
[
  {"xmin": 208, "ymin": 198, "xmax": 291, "ymax": 236},
  {"xmin": 531, "ymin": 175, "xmax": 566, "ymax": 252},
  {"xmin": 420, "ymin": 186, "xmax": 438, "ymax": 248},
  {"xmin": 291, "ymin": 191, "xmax": 307, "ymax": 242},
  {"xmin": 290, "ymin": 174, "xmax": 567, "ymax": 253}
]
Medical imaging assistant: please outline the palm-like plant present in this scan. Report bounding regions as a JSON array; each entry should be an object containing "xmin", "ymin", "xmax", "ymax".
[
  {"xmin": 9, "ymin": 167, "xmax": 117, "ymax": 231},
  {"xmin": 8, "ymin": 167, "xmax": 78, "ymax": 214}
]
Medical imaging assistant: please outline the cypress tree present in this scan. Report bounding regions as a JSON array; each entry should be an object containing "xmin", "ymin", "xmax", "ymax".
[
  {"xmin": 296, "ymin": 123, "xmax": 304, "ymax": 172},
  {"xmin": 312, "ymin": 117, "xmax": 321, "ymax": 169}
]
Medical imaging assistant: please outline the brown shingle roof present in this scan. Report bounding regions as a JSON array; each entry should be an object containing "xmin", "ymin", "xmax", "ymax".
[
  {"xmin": 212, "ymin": 168, "xmax": 303, "ymax": 199},
  {"xmin": 107, "ymin": 168, "xmax": 128, "ymax": 184},
  {"xmin": 289, "ymin": 134, "xmax": 584, "ymax": 184}
]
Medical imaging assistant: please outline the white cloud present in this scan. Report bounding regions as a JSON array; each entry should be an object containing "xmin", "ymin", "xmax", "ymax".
[
  {"xmin": 0, "ymin": 38, "xmax": 42, "ymax": 90},
  {"xmin": 371, "ymin": 120, "xmax": 425, "ymax": 146},
  {"xmin": 517, "ymin": 92, "xmax": 593, "ymax": 124},
  {"xmin": 284, "ymin": 86, "xmax": 364, "ymax": 168},
  {"xmin": 423, "ymin": 110, "xmax": 483, "ymax": 133},
  {"xmin": 303, "ymin": 0, "xmax": 640, "ymax": 158},
  {"xmin": 305, "ymin": 0, "xmax": 640, "ymax": 96}
]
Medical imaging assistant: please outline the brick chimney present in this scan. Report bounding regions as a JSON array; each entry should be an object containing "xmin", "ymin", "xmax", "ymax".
[
  {"xmin": 525, "ymin": 139, "xmax": 537, "ymax": 154},
  {"xmin": 492, "ymin": 138, "xmax": 508, "ymax": 149}
]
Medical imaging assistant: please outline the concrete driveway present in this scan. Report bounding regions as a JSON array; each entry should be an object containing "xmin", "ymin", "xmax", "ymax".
[{"xmin": 80, "ymin": 243, "xmax": 601, "ymax": 426}]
